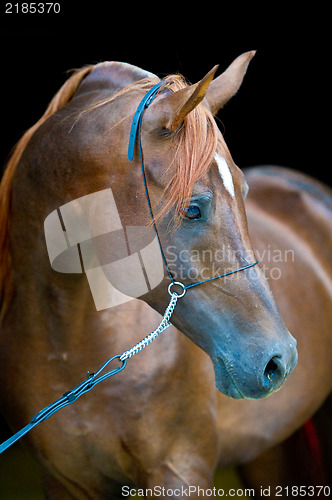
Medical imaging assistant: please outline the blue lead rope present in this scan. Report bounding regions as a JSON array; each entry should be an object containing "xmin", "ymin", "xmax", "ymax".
[{"xmin": 0, "ymin": 356, "xmax": 127, "ymax": 454}]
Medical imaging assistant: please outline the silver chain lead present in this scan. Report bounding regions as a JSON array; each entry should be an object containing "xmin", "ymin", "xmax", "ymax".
[{"xmin": 119, "ymin": 291, "xmax": 180, "ymax": 361}]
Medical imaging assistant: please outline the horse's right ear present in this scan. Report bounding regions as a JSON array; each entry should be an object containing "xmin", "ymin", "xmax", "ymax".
[{"xmin": 75, "ymin": 62, "xmax": 158, "ymax": 96}]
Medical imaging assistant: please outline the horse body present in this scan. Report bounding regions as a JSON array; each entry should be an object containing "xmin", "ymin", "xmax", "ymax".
[{"xmin": 0, "ymin": 54, "xmax": 330, "ymax": 498}]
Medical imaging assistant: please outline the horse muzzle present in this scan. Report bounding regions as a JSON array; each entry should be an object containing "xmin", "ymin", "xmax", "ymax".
[{"xmin": 212, "ymin": 333, "xmax": 298, "ymax": 399}]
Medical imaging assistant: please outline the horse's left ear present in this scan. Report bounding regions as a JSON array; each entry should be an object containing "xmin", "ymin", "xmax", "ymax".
[
  {"xmin": 150, "ymin": 65, "xmax": 219, "ymax": 132},
  {"xmin": 205, "ymin": 51, "xmax": 256, "ymax": 114}
]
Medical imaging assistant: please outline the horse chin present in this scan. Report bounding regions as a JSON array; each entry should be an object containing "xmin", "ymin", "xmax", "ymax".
[
  {"xmin": 212, "ymin": 356, "xmax": 276, "ymax": 400},
  {"xmin": 215, "ymin": 377, "xmax": 245, "ymax": 399},
  {"xmin": 213, "ymin": 356, "xmax": 245, "ymax": 399}
]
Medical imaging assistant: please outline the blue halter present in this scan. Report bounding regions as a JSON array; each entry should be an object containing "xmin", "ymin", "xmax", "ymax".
[{"xmin": 127, "ymin": 81, "xmax": 258, "ymax": 293}]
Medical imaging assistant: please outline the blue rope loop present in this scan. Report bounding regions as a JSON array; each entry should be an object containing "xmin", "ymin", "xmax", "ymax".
[{"xmin": 0, "ymin": 356, "xmax": 127, "ymax": 454}]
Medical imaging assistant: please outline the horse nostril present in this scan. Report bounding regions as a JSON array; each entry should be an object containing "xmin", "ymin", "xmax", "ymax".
[
  {"xmin": 263, "ymin": 356, "xmax": 285, "ymax": 390},
  {"xmin": 265, "ymin": 358, "xmax": 279, "ymax": 379}
]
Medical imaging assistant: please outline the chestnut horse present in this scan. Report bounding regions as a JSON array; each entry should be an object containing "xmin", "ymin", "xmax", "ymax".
[{"xmin": 0, "ymin": 52, "xmax": 330, "ymax": 498}]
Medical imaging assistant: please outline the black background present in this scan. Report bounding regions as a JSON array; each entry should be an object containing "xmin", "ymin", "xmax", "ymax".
[
  {"xmin": 0, "ymin": 4, "xmax": 329, "ymax": 186},
  {"xmin": 0, "ymin": 4, "xmax": 330, "ymax": 498}
]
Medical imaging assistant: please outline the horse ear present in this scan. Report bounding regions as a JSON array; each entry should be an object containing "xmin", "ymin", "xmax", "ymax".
[
  {"xmin": 205, "ymin": 51, "xmax": 256, "ymax": 114},
  {"xmin": 152, "ymin": 65, "xmax": 219, "ymax": 132},
  {"xmin": 75, "ymin": 61, "xmax": 158, "ymax": 96}
]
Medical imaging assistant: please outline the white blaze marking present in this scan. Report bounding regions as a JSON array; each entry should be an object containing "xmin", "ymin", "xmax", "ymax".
[{"xmin": 215, "ymin": 153, "xmax": 235, "ymax": 198}]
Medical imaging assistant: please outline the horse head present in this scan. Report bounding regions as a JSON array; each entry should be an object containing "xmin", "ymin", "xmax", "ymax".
[{"xmin": 4, "ymin": 52, "xmax": 297, "ymax": 400}]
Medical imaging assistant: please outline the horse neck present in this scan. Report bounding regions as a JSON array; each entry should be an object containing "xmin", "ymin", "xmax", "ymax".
[
  {"xmin": 11, "ymin": 261, "xmax": 102, "ymax": 348},
  {"xmin": 7, "ymin": 179, "xmax": 155, "ymax": 363},
  {"xmin": 8, "ymin": 186, "xmax": 116, "ymax": 353},
  {"xmin": 5, "ymin": 86, "xmax": 163, "ymax": 353}
]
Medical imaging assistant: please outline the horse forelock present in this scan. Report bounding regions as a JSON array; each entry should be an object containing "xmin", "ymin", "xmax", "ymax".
[{"xmin": 156, "ymin": 75, "xmax": 219, "ymax": 225}]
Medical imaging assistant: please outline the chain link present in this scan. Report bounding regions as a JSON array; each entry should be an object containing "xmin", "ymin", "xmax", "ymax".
[{"xmin": 120, "ymin": 292, "xmax": 179, "ymax": 361}]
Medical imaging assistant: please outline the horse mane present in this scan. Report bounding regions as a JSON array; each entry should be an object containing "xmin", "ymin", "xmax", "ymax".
[
  {"xmin": 0, "ymin": 66, "xmax": 219, "ymax": 322},
  {"xmin": 0, "ymin": 65, "xmax": 94, "ymax": 322}
]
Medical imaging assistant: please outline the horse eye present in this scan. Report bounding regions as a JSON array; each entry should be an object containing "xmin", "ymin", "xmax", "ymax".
[{"xmin": 180, "ymin": 205, "xmax": 201, "ymax": 220}]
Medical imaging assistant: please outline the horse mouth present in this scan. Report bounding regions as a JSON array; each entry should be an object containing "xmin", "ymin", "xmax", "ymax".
[
  {"xmin": 213, "ymin": 345, "xmax": 297, "ymax": 400},
  {"xmin": 213, "ymin": 356, "xmax": 245, "ymax": 399}
]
